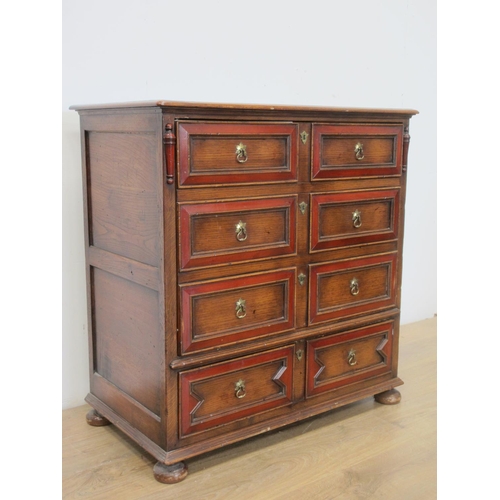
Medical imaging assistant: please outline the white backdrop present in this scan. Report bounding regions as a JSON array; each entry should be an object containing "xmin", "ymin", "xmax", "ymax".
[{"xmin": 62, "ymin": 0, "xmax": 436, "ymax": 409}]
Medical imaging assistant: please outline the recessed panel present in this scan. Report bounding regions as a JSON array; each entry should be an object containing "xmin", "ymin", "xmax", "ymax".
[
  {"xmin": 179, "ymin": 197, "xmax": 297, "ymax": 270},
  {"xmin": 92, "ymin": 268, "xmax": 161, "ymax": 416},
  {"xmin": 179, "ymin": 346, "xmax": 294, "ymax": 436},
  {"xmin": 87, "ymin": 131, "xmax": 159, "ymax": 266},
  {"xmin": 306, "ymin": 322, "xmax": 394, "ymax": 397},
  {"xmin": 180, "ymin": 269, "xmax": 296, "ymax": 353},
  {"xmin": 309, "ymin": 254, "xmax": 398, "ymax": 324},
  {"xmin": 312, "ymin": 124, "xmax": 402, "ymax": 180},
  {"xmin": 311, "ymin": 189, "xmax": 400, "ymax": 252},
  {"xmin": 178, "ymin": 122, "xmax": 298, "ymax": 186}
]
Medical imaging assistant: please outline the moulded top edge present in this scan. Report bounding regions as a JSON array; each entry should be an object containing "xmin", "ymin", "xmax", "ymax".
[{"xmin": 69, "ymin": 100, "xmax": 419, "ymax": 116}]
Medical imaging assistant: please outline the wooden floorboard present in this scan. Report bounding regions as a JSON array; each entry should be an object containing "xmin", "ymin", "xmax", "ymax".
[{"xmin": 62, "ymin": 317, "xmax": 437, "ymax": 499}]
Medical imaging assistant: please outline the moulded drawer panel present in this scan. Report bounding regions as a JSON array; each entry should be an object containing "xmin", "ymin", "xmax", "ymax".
[
  {"xmin": 179, "ymin": 346, "xmax": 294, "ymax": 436},
  {"xmin": 179, "ymin": 196, "xmax": 297, "ymax": 270},
  {"xmin": 312, "ymin": 124, "xmax": 403, "ymax": 179},
  {"xmin": 178, "ymin": 122, "xmax": 299, "ymax": 186},
  {"xmin": 309, "ymin": 254, "xmax": 398, "ymax": 324},
  {"xmin": 306, "ymin": 321, "xmax": 394, "ymax": 397},
  {"xmin": 179, "ymin": 269, "xmax": 296, "ymax": 354},
  {"xmin": 310, "ymin": 189, "xmax": 400, "ymax": 252}
]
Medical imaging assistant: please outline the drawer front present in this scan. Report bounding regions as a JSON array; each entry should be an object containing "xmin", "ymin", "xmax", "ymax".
[
  {"xmin": 180, "ymin": 269, "xmax": 296, "ymax": 354},
  {"xmin": 311, "ymin": 124, "xmax": 402, "ymax": 180},
  {"xmin": 309, "ymin": 254, "xmax": 397, "ymax": 324},
  {"xmin": 178, "ymin": 122, "xmax": 298, "ymax": 186},
  {"xmin": 179, "ymin": 196, "xmax": 297, "ymax": 270},
  {"xmin": 306, "ymin": 322, "xmax": 394, "ymax": 397},
  {"xmin": 310, "ymin": 189, "xmax": 400, "ymax": 252},
  {"xmin": 179, "ymin": 346, "xmax": 294, "ymax": 436}
]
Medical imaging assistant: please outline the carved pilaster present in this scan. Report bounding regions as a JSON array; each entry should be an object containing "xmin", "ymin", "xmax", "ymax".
[
  {"xmin": 402, "ymin": 126, "xmax": 411, "ymax": 173},
  {"xmin": 163, "ymin": 123, "xmax": 176, "ymax": 185}
]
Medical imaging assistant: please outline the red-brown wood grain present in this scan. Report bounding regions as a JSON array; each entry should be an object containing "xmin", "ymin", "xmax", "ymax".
[
  {"xmin": 179, "ymin": 346, "xmax": 294, "ymax": 436},
  {"xmin": 306, "ymin": 321, "xmax": 394, "ymax": 397},
  {"xmin": 178, "ymin": 196, "xmax": 297, "ymax": 270},
  {"xmin": 310, "ymin": 189, "xmax": 400, "ymax": 252},
  {"xmin": 311, "ymin": 124, "xmax": 403, "ymax": 180},
  {"xmin": 179, "ymin": 269, "xmax": 296, "ymax": 353},
  {"xmin": 177, "ymin": 122, "xmax": 298, "ymax": 186},
  {"xmin": 309, "ymin": 253, "xmax": 398, "ymax": 324}
]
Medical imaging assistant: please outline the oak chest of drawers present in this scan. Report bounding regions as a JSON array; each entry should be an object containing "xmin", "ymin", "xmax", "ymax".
[{"xmin": 71, "ymin": 100, "xmax": 418, "ymax": 484}]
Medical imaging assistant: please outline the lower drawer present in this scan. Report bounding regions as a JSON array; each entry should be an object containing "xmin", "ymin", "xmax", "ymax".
[
  {"xmin": 179, "ymin": 346, "xmax": 294, "ymax": 437},
  {"xmin": 306, "ymin": 321, "xmax": 394, "ymax": 397}
]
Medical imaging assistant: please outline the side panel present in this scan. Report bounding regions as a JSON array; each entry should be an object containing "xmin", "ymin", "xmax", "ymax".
[
  {"xmin": 92, "ymin": 268, "xmax": 161, "ymax": 415},
  {"xmin": 87, "ymin": 131, "xmax": 159, "ymax": 265},
  {"xmin": 80, "ymin": 109, "xmax": 165, "ymax": 446}
]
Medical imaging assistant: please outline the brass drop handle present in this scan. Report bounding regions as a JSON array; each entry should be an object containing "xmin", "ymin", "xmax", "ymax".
[
  {"xmin": 347, "ymin": 349, "xmax": 357, "ymax": 366},
  {"xmin": 354, "ymin": 142, "xmax": 364, "ymax": 160},
  {"xmin": 235, "ymin": 298, "xmax": 247, "ymax": 319},
  {"xmin": 236, "ymin": 142, "xmax": 248, "ymax": 163},
  {"xmin": 352, "ymin": 209, "xmax": 362, "ymax": 228},
  {"xmin": 235, "ymin": 220, "xmax": 247, "ymax": 241},
  {"xmin": 350, "ymin": 278, "xmax": 359, "ymax": 296},
  {"xmin": 235, "ymin": 379, "xmax": 246, "ymax": 399}
]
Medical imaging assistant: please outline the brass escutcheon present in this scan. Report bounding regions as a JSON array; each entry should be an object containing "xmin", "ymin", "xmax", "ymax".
[
  {"xmin": 298, "ymin": 273, "xmax": 306, "ymax": 286},
  {"xmin": 296, "ymin": 349, "xmax": 303, "ymax": 361},
  {"xmin": 350, "ymin": 278, "xmax": 359, "ymax": 296},
  {"xmin": 235, "ymin": 220, "xmax": 247, "ymax": 241},
  {"xmin": 235, "ymin": 298, "xmax": 247, "ymax": 319},
  {"xmin": 352, "ymin": 209, "xmax": 362, "ymax": 228},
  {"xmin": 300, "ymin": 131, "xmax": 308, "ymax": 144},
  {"xmin": 235, "ymin": 142, "xmax": 248, "ymax": 163},
  {"xmin": 347, "ymin": 349, "xmax": 357, "ymax": 366},
  {"xmin": 299, "ymin": 201, "xmax": 308, "ymax": 215},
  {"xmin": 235, "ymin": 379, "xmax": 246, "ymax": 399},
  {"xmin": 354, "ymin": 142, "xmax": 364, "ymax": 160}
]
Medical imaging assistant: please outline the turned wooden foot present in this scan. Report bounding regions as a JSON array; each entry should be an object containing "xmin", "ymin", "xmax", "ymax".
[
  {"xmin": 153, "ymin": 461, "xmax": 188, "ymax": 484},
  {"xmin": 86, "ymin": 409, "xmax": 111, "ymax": 426},
  {"xmin": 374, "ymin": 388, "xmax": 401, "ymax": 405}
]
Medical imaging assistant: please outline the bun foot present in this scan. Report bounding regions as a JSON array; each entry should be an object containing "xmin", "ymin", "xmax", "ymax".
[
  {"xmin": 153, "ymin": 461, "xmax": 188, "ymax": 484},
  {"xmin": 374, "ymin": 388, "xmax": 401, "ymax": 405},
  {"xmin": 86, "ymin": 409, "xmax": 111, "ymax": 426}
]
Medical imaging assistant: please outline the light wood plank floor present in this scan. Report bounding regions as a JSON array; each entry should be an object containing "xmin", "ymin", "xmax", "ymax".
[{"xmin": 62, "ymin": 317, "xmax": 436, "ymax": 499}]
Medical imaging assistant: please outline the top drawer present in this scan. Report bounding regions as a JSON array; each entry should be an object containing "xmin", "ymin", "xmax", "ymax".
[
  {"xmin": 311, "ymin": 124, "xmax": 403, "ymax": 180},
  {"xmin": 178, "ymin": 122, "xmax": 299, "ymax": 186}
]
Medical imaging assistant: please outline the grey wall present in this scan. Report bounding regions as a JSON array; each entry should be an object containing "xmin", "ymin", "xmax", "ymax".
[{"xmin": 62, "ymin": 0, "xmax": 436, "ymax": 408}]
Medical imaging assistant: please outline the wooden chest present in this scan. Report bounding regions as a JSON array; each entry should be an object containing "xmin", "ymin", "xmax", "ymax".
[{"xmin": 71, "ymin": 100, "xmax": 418, "ymax": 484}]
